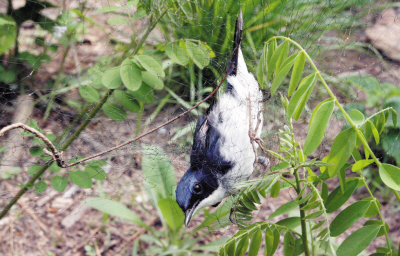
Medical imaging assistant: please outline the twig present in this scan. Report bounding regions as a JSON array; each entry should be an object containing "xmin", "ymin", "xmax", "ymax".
[
  {"xmin": 4, "ymin": 182, "xmax": 48, "ymax": 233},
  {"xmin": 73, "ymin": 226, "xmax": 102, "ymax": 251},
  {"xmin": 128, "ymin": 217, "xmax": 159, "ymax": 242},
  {"xmin": 0, "ymin": 123, "xmax": 66, "ymax": 168}
]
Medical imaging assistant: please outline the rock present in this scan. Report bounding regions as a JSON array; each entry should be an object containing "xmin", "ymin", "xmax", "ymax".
[{"xmin": 366, "ymin": 9, "xmax": 400, "ymax": 61}]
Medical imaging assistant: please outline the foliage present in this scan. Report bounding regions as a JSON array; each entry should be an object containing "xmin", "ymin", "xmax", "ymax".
[
  {"xmin": 84, "ymin": 145, "xmax": 231, "ymax": 255},
  {"xmin": 217, "ymin": 37, "xmax": 400, "ymax": 256}
]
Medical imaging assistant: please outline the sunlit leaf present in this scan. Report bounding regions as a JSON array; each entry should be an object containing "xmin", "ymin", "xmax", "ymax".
[
  {"xmin": 135, "ymin": 55, "xmax": 165, "ymax": 77},
  {"xmin": 271, "ymin": 52, "xmax": 299, "ymax": 96},
  {"xmin": 349, "ymin": 109, "xmax": 364, "ymax": 126},
  {"xmin": 166, "ymin": 43, "xmax": 189, "ymax": 66},
  {"xmin": 352, "ymin": 159, "xmax": 375, "ymax": 172},
  {"xmin": 327, "ymin": 128, "xmax": 356, "ymax": 177},
  {"xmin": 288, "ymin": 52, "xmax": 306, "ymax": 96},
  {"xmin": 120, "ymin": 59, "xmax": 142, "ymax": 91},
  {"xmin": 158, "ymin": 197, "xmax": 184, "ymax": 232},
  {"xmin": 185, "ymin": 41, "xmax": 210, "ymax": 70},
  {"xmin": 248, "ymin": 229, "xmax": 262, "ymax": 256},
  {"xmin": 303, "ymin": 99, "xmax": 334, "ymax": 155},
  {"xmin": 79, "ymin": 85, "xmax": 99, "ymax": 103},
  {"xmin": 69, "ymin": 171, "xmax": 92, "ymax": 188},
  {"xmin": 269, "ymin": 200, "xmax": 298, "ymax": 219},
  {"xmin": 379, "ymin": 164, "xmax": 400, "ymax": 191},
  {"xmin": 83, "ymin": 197, "xmax": 144, "ymax": 226},
  {"xmin": 142, "ymin": 71, "xmax": 164, "ymax": 90},
  {"xmin": 102, "ymin": 67, "xmax": 122, "ymax": 89}
]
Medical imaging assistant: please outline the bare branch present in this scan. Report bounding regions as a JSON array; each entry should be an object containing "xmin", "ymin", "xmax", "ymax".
[{"xmin": 0, "ymin": 123, "xmax": 67, "ymax": 168}]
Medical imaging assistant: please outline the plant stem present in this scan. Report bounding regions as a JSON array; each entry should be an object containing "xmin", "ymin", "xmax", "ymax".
[
  {"xmin": 0, "ymin": 162, "xmax": 51, "ymax": 219},
  {"xmin": 294, "ymin": 170, "xmax": 311, "ymax": 256},
  {"xmin": 43, "ymin": 47, "xmax": 70, "ymax": 120},
  {"xmin": 269, "ymin": 36, "xmax": 400, "ymax": 205},
  {"xmin": 357, "ymin": 170, "xmax": 391, "ymax": 249}
]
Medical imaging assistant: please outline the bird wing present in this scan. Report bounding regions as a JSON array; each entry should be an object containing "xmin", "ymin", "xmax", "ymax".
[{"xmin": 190, "ymin": 115, "xmax": 233, "ymax": 175}]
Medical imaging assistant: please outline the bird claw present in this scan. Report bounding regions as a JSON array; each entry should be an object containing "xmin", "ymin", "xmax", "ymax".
[{"xmin": 229, "ymin": 207, "xmax": 237, "ymax": 224}]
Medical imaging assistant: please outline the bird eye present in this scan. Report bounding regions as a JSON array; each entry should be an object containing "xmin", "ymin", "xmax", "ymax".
[{"xmin": 193, "ymin": 183, "xmax": 202, "ymax": 194}]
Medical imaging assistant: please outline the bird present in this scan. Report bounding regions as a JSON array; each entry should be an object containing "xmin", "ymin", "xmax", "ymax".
[{"xmin": 175, "ymin": 10, "xmax": 266, "ymax": 227}]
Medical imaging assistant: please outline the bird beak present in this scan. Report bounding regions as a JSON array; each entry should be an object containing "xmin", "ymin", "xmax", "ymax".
[
  {"xmin": 184, "ymin": 201, "xmax": 199, "ymax": 227},
  {"xmin": 228, "ymin": 9, "xmax": 243, "ymax": 76}
]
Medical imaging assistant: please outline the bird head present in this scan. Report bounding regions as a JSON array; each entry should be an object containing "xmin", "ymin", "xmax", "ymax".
[{"xmin": 175, "ymin": 167, "xmax": 223, "ymax": 226}]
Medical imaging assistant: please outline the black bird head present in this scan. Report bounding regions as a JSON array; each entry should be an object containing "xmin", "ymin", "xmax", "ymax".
[{"xmin": 175, "ymin": 167, "xmax": 219, "ymax": 226}]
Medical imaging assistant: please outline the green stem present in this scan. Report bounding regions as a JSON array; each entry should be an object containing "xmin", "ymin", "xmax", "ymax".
[
  {"xmin": 0, "ymin": 162, "xmax": 51, "ymax": 219},
  {"xmin": 43, "ymin": 47, "xmax": 70, "ymax": 120},
  {"xmin": 269, "ymin": 36, "xmax": 400, "ymax": 205},
  {"xmin": 357, "ymin": 170, "xmax": 391, "ymax": 249},
  {"xmin": 294, "ymin": 170, "xmax": 311, "ymax": 256}
]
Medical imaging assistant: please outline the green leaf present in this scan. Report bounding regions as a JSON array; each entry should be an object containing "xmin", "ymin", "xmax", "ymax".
[
  {"xmin": 276, "ymin": 41, "xmax": 289, "ymax": 70},
  {"xmin": 362, "ymin": 198, "xmax": 381, "ymax": 218},
  {"xmin": 327, "ymin": 128, "xmax": 356, "ymax": 177},
  {"xmin": 225, "ymin": 240, "xmax": 236, "ymax": 255},
  {"xmin": 265, "ymin": 227, "xmax": 277, "ymax": 256},
  {"xmin": 102, "ymin": 67, "xmax": 122, "ymax": 89},
  {"xmin": 107, "ymin": 17, "xmax": 129, "ymax": 25},
  {"xmin": 270, "ymin": 181, "xmax": 280, "ymax": 198},
  {"xmin": 276, "ymin": 217, "xmax": 301, "ymax": 230},
  {"xmin": 365, "ymin": 120, "xmax": 379, "ymax": 144},
  {"xmin": 128, "ymin": 84, "xmax": 154, "ymax": 103},
  {"xmin": 364, "ymin": 220, "xmax": 389, "ymax": 237},
  {"xmin": 79, "ymin": 85, "xmax": 99, "ymax": 103},
  {"xmin": 135, "ymin": 55, "xmax": 165, "ymax": 77},
  {"xmin": 102, "ymin": 103, "xmax": 127, "ymax": 121},
  {"xmin": 29, "ymin": 146, "xmax": 44, "ymax": 157},
  {"xmin": 120, "ymin": 59, "xmax": 142, "ymax": 91},
  {"xmin": 195, "ymin": 237, "xmax": 229, "ymax": 252},
  {"xmin": 142, "ymin": 145, "xmax": 176, "ymax": 203},
  {"xmin": 28, "ymin": 165, "xmax": 43, "ymax": 177},
  {"xmin": 352, "ymin": 159, "xmax": 375, "ymax": 172},
  {"xmin": 303, "ymin": 210, "xmax": 323, "ymax": 220},
  {"xmin": 269, "ymin": 200, "xmax": 298, "ymax": 219},
  {"xmin": 96, "ymin": 5, "xmax": 121, "ymax": 13},
  {"xmin": 336, "ymin": 225, "xmax": 380, "ymax": 256},
  {"xmin": 325, "ymin": 180, "xmax": 358, "ymax": 213},
  {"xmin": 288, "ymin": 52, "xmax": 306, "ymax": 96},
  {"xmin": 83, "ymin": 197, "xmax": 144, "ymax": 226},
  {"xmin": 49, "ymin": 162, "xmax": 61, "ymax": 173},
  {"xmin": 185, "ymin": 41, "xmax": 210, "ymax": 70},
  {"xmin": 85, "ymin": 166, "xmax": 107, "ymax": 180},
  {"xmin": 271, "ymin": 53, "xmax": 299, "ymax": 96},
  {"xmin": 391, "ymin": 108, "xmax": 397, "ymax": 128},
  {"xmin": 51, "ymin": 176, "xmax": 68, "ymax": 192},
  {"xmin": 293, "ymin": 78, "xmax": 317, "ymax": 121},
  {"xmin": 248, "ymin": 229, "xmax": 262, "ymax": 256},
  {"xmin": 69, "ymin": 171, "xmax": 93, "ymax": 188},
  {"xmin": 330, "ymin": 200, "xmax": 371, "ymax": 237},
  {"xmin": 267, "ymin": 41, "xmax": 286, "ymax": 80},
  {"xmin": 158, "ymin": 197, "xmax": 184, "ymax": 232},
  {"xmin": 283, "ymin": 232, "xmax": 295, "ymax": 256},
  {"xmin": 165, "ymin": 43, "xmax": 189, "ymax": 66},
  {"xmin": 379, "ymin": 164, "xmax": 400, "ymax": 191},
  {"xmin": 235, "ymin": 233, "xmax": 249, "ymax": 256},
  {"xmin": 141, "ymin": 71, "xmax": 164, "ymax": 90},
  {"xmin": 115, "ymin": 90, "xmax": 141, "ymax": 112},
  {"xmin": 303, "ymin": 99, "xmax": 335, "ymax": 155},
  {"xmin": 349, "ymin": 109, "xmax": 364, "ymax": 126},
  {"xmin": 34, "ymin": 181, "xmax": 47, "ymax": 194},
  {"xmin": 287, "ymin": 73, "xmax": 317, "ymax": 119},
  {"xmin": 0, "ymin": 16, "xmax": 17, "ymax": 55},
  {"xmin": 257, "ymin": 43, "xmax": 268, "ymax": 88}
]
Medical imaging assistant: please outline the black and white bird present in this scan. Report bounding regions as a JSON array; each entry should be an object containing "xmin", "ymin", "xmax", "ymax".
[{"xmin": 176, "ymin": 11, "xmax": 265, "ymax": 226}]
